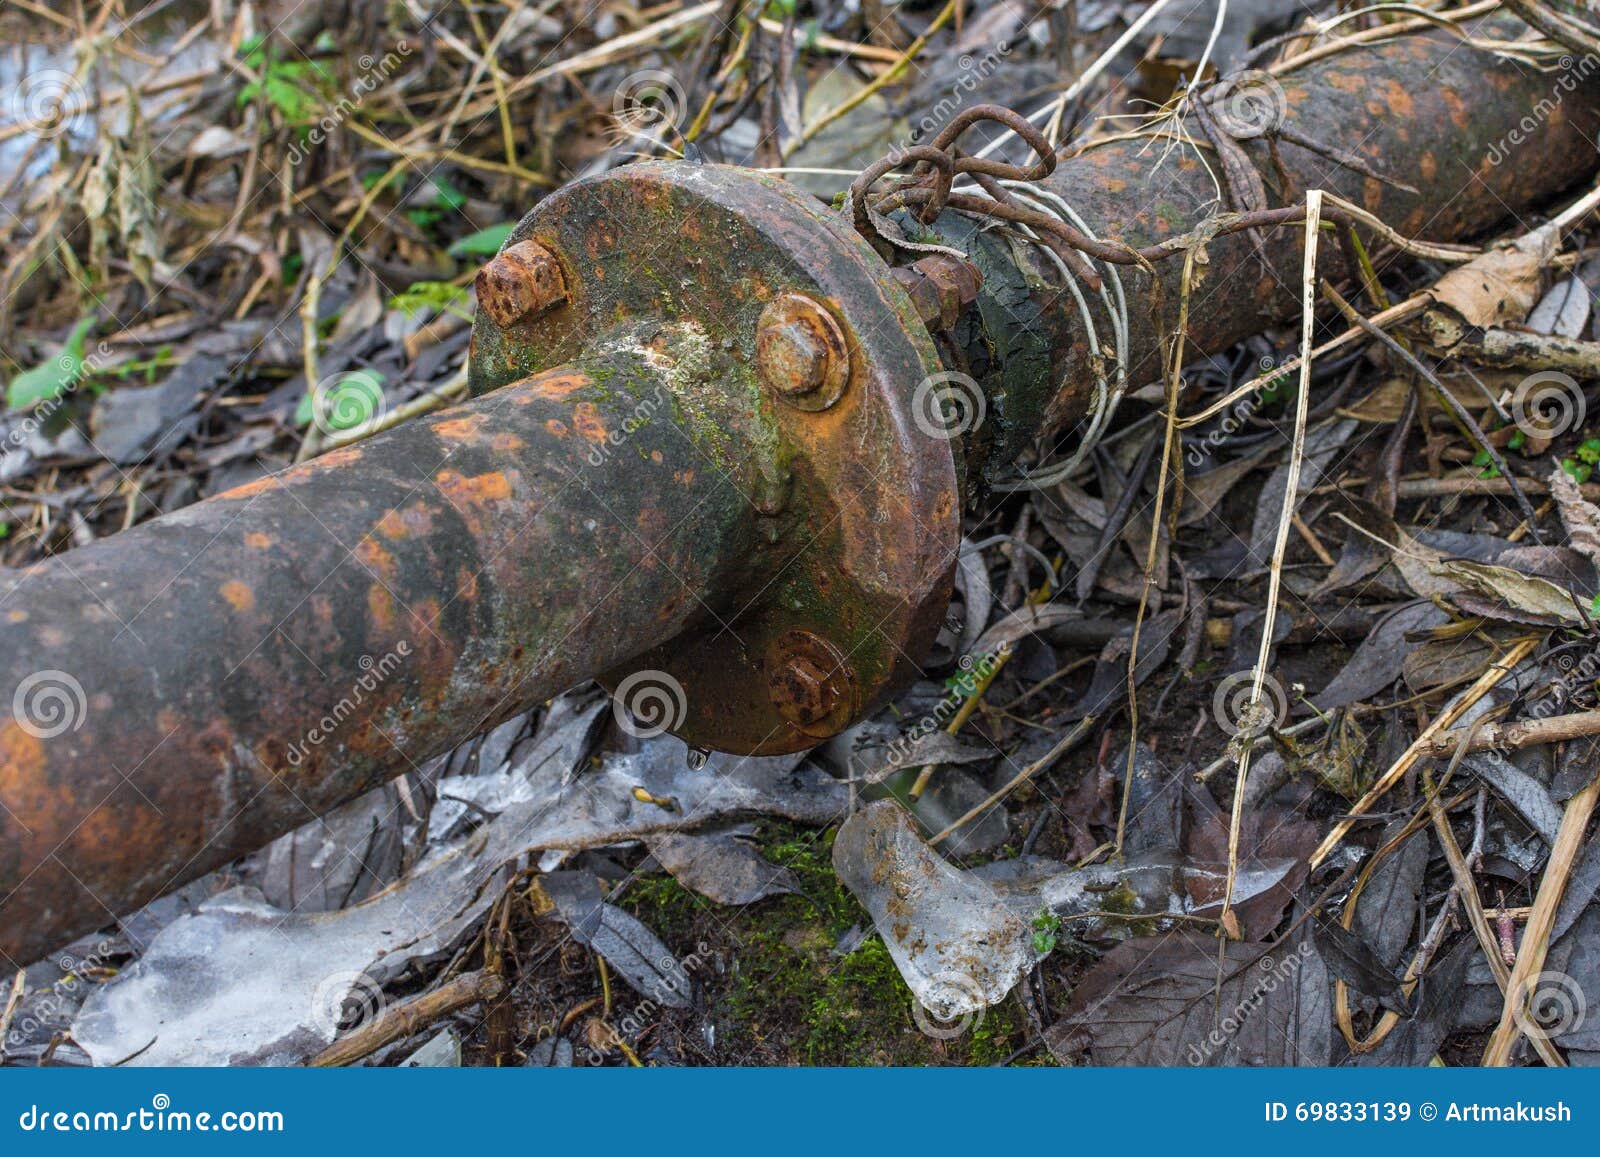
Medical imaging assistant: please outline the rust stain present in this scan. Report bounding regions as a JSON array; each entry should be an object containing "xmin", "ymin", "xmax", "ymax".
[
  {"xmin": 1381, "ymin": 79, "xmax": 1413, "ymax": 118},
  {"xmin": 220, "ymin": 474, "xmax": 284, "ymax": 500},
  {"xmin": 356, "ymin": 538, "xmax": 399, "ymax": 582},
  {"xmin": 491, "ymin": 433, "xmax": 527, "ymax": 452},
  {"xmin": 368, "ymin": 584, "xmax": 397, "ymax": 633},
  {"xmin": 1420, "ymin": 152, "xmax": 1437, "ymax": 182},
  {"xmin": 545, "ymin": 418, "xmax": 570, "ymax": 438},
  {"xmin": 244, "ymin": 531, "xmax": 273, "ymax": 550},
  {"xmin": 220, "ymin": 581, "xmax": 256, "ymax": 613},
  {"xmin": 433, "ymin": 414, "xmax": 488, "ymax": 440},
  {"xmin": 434, "ymin": 469, "xmax": 515, "ymax": 506},
  {"xmin": 526, "ymin": 371, "xmax": 589, "ymax": 400},
  {"xmin": 572, "ymin": 402, "xmax": 609, "ymax": 443}
]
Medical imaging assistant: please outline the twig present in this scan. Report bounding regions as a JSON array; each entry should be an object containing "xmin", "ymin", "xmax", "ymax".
[
  {"xmin": 1423, "ymin": 709, "xmax": 1600, "ymax": 758},
  {"xmin": 310, "ymin": 970, "xmax": 505, "ymax": 1067},
  {"xmin": 1310, "ymin": 636, "xmax": 1542, "ymax": 868},
  {"xmin": 0, "ymin": 970, "xmax": 26, "ymax": 1061},
  {"xmin": 928, "ymin": 715, "xmax": 1096, "ymax": 847},
  {"xmin": 1482, "ymin": 768, "xmax": 1600, "ymax": 1065},
  {"xmin": 1425, "ymin": 767, "xmax": 1567, "ymax": 1066},
  {"xmin": 789, "ymin": 0, "xmax": 958, "ymax": 153},
  {"xmin": 1221, "ymin": 189, "xmax": 1323, "ymax": 934}
]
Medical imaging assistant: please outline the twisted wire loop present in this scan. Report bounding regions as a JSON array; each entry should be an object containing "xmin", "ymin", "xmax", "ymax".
[{"xmin": 847, "ymin": 103, "xmax": 1134, "ymax": 490}]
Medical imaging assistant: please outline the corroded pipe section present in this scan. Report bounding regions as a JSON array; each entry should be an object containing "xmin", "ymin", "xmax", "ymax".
[
  {"xmin": 0, "ymin": 340, "xmax": 755, "ymax": 965},
  {"xmin": 940, "ymin": 26, "xmax": 1600, "ymax": 481}
]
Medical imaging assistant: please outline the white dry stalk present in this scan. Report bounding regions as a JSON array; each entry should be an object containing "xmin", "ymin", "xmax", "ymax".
[
  {"xmin": 1220, "ymin": 188, "xmax": 1323, "ymax": 932},
  {"xmin": 974, "ymin": 0, "xmax": 1180, "ymax": 158}
]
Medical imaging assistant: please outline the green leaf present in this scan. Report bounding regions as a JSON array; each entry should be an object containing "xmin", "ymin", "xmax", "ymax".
[
  {"xmin": 389, "ymin": 280, "xmax": 472, "ymax": 320},
  {"xmin": 448, "ymin": 223, "xmax": 514, "ymax": 258},
  {"xmin": 6, "ymin": 317, "xmax": 95, "ymax": 410}
]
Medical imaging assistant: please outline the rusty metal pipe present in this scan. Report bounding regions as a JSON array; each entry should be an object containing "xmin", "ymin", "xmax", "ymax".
[
  {"xmin": 0, "ymin": 340, "xmax": 757, "ymax": 966},
  {"xmin": 933, "ymin": 25, "xmax": 1600, "ymax": 482},
  {"xmin": 3, "ymin": 24, "xmax": 1599, "ymax": 964}
]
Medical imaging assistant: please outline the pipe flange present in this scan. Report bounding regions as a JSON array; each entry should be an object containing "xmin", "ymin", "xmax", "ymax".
[{"xmin": 469, "ymin": 162, "xmax": 960, "ymax": 754}]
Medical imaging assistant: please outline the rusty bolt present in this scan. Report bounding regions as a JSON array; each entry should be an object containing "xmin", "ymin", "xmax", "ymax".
[
  {"xmin": 755, "ymin": 293, "xmax": 850, "ymax": 411},
  {"xmin": 890, "ymin": 253, "xmax": 983, "ymax": 332},
  {"xmin": 768, "ymin": 629, "xmax": 854, "ymax": 735},
  {"xmin": 476, "ymin": 239, "xmax": 567, "ymax": 329}
]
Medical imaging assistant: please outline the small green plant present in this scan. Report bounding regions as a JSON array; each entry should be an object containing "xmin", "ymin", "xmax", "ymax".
[
  {"xmin": 236, "ymin": 37, "xmax": 333, "ymax": 126},
  {"xmin": 1562, "ymin": 437, "xmax": 1600, "ymax": 484},
  {"xmin": 448, "ymin": 223, "xmax": 515, "ymax": 259},
  {"xmin": 1031, "ymin": 907, "xmax": 1061, "ymax": 956},
  {"xmin": 1472, "ymin": 447, "xmax": 1502, "ymax": 479},
  {"xmin": 390, "ymin": 280, "xmax": 472, "ymax": 321}
]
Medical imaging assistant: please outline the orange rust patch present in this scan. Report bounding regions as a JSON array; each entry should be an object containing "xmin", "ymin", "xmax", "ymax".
[
  {"xmin": 673, "ymin": 470, "xmax": 697, "ymax": 486},
  {"xmin": 456, "ymin": 567, "xmax": 480, "ymax": 602},
  {"xmin": 356, "ymin": 538, "xmax": 399, "ymax": 582},
  {"xmin": 368, "ymin": 584, "xmax": 397, "ymax": 633},
  {"xmin": 650, "ymin": 450, "xmax": 664, "ymax": 463},
  {"xmin": 545, "ymin": 419, "xmax": 570, "ymax": 438},
  {"xmin": 491, "ymin": 432, "xmax": 527, "ymax": 452},
  {"xmin": 377, "ymin": 507, "xmax": 436, "ymax": 540},
  {"xmin": 1323, "ymin": 71, "xmax": 1360, "ymax": 93},
  {"xmin": 311, "ymin": 446, "xmax": 364, "ymax": 471},
  {"xmin": 244, "ymin": 531, "xmax": 273, "ymax": 550},
  {"xmin": 1380, "ymin": 79, "xmax": 1413, "ymax": 119},
  {"xmin": 432, "ymin": 414, "xmax": 487, "ymax": 440},
  {"xmin": 1363, "ymin": 176, "xmax": 1383, "ymax": 213},
  {"xmin": 6, "ymin": 609, "xmax": 26, "ymax": 623},
  {"xmin": 435, "ymin": 469, "xmax": 514, "ymax": 506},
  {"xmin": 1441, "ymin": 89, "xmax": 1469, "ymax": 130},
  {"xmin": 524, "ymin": 371, "xmax": 589, "ymax": 401},
  {"xmin": 572, "ymin": 402, "xmax": 608, "ymax": 444},
  {"xmin": 1420, "ymin": 152, "xmax": 1437, "ymax": 183},
  {"xmin": 220, "ymin": 581, "xmax": 256, "ymax": 613},
  {"xmin": 221, "ymin": 474, "xmax": 283, "ymax": 500},
  {"xmin": 0, "ymin": 722, "xmax": 71, "ymax": 849}
]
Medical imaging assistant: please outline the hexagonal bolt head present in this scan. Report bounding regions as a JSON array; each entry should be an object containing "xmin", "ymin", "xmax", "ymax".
[
  {"xmin": 890, "ymin": 253, "xmax": 983, "ymax": 331},
  {"xmin": 476, "ymin": 240, "xmax": 567, "ymax": 329},
  {"xmin": 767, "ymin": 630, "xmax": 854, "ymax": 734},
  {"xmin": 755, "ymin": 294, "xmax": 850, "ymax": 411}
]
